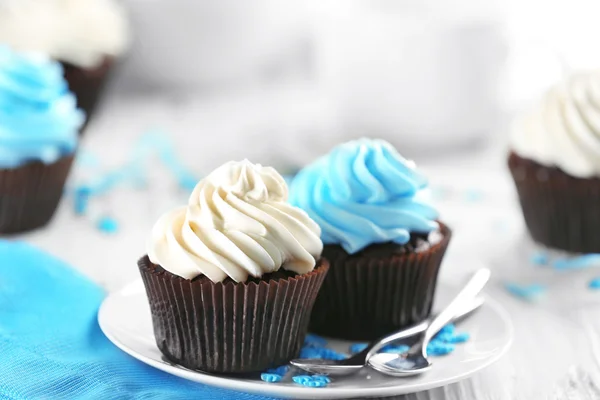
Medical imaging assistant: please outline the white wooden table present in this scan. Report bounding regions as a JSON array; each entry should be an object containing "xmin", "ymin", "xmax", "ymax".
[{"xmin": 19, "ymin": 90, "xmax": 600, "ymax": 400}]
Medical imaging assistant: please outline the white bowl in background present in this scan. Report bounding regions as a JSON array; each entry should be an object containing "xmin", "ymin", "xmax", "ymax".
[{"xmin": 311, "ymin": 0, "xmax": 508, "ymax": 156}]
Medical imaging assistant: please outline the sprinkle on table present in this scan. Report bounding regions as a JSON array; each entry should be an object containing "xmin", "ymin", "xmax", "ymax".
[
  {"xmin": 530, "ymin": 252, "xmax": 549, "ymax": 266},
  {"xmin": 589, "ymin": 277, "xmax": 600, "ymax": 290},
  {"xmin": 552, "ymin": 254, "xmax": 600, "ymax": 271},
  {"xmin": 504, "ymin": 282, "xmax": 547, "ymax": 301},
  {"xmin": 96, "ymin": 216, "xmax": 119, "ymax": 234}
]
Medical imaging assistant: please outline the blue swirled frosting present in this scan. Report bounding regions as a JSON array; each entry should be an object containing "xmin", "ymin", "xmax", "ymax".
[
  {"xmin": 0, "ymin": 46, "xmax": 83, "ymax": 168},
  {"xmin": 289, "ymin": 139, "xmax": 439, "ymax": 254}
]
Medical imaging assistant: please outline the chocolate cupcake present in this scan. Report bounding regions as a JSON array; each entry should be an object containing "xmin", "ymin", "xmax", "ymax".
[
  {"xmin": 289, "ymin": 138, "xmax": 451, "ymax": 341},
  {"xmin": 0, "ymin": 46, "xmax": 84, "ymax": 233},
  {"xmin": 61, "ymin": 58, "xmax": 114, "ymax": 131},
  {"xmin": 508, "ymin": 71, "xmax": 600, "ymax": 253},
  {"xmin": 0, "ymin": 0, "xmax": 130, "ymax": 130},
  {"xmin": 141, "ymin": 160, "xmax": 328, "ymax": 373}
]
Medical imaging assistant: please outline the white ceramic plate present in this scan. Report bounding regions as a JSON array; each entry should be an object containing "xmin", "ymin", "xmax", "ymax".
[{"xmin": 99, "ymin": 280, "xmax": 513, "ymax": 399}]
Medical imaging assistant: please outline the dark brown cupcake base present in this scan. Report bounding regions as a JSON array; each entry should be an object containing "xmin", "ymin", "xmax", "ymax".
[
  {"xmin": 138, "ymin": 256, "xmax": 329, "ymax": 373},
  {"xmin": 508, "ymin": 152, "xmax": 600, "ymax": 253},
  {"xmin": 61, "ymin": 58, "xmax": 113, "ymax": 132},
  {"xmin": 309, "ymin": 223, "xmax": 451, "ymax": 341},
  {"xmin": 0, "ymin": 155, "xmax": 74, "ymax": 234}
]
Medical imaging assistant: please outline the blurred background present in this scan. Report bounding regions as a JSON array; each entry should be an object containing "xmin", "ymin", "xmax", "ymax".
[
  {"xmin": 10, "ymin": 0, "xmax": 600, "ymax": 288},
  {"xmin": 100, "ymin": 0, "xmax": 600, "ymax": 164}
]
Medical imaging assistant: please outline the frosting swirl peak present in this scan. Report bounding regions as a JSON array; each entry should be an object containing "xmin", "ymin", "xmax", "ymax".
[
  {"xmin": 510, "ymin": 70, "xmax": 600, "ymax": 178},
  {"xmin": 289, "ymin": 139, "xmax": 439, "ymax": 254},
  {"xmin": 0, "ymin": 46, "xmax": 83, "ymax": 168},
  {"xmin": 148, "ymin": 160, "xmax": 323, "ymax": 282},
  {"xmin": 0, "ymin": 0, "xmax": 130, "ymax": 68}
]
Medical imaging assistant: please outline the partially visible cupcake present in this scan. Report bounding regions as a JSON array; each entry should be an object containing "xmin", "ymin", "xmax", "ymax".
[
  {"xmin": 0, "ymin": 0, "xmax": 130, "ymax": 129},
  {"xmin": 508, "ymin": 71, "xmax": 600, "ymax": 253},
  {"xmin": 0, "ymin": 46, "xmax": 84, "ymax": 233},
  {"xmin": 139, "ymin": 160, "xmax": 328, "ymax": 373},
  {"xmin": 289, "ymin": 138, "xmax": 451, "ymax": 341}
]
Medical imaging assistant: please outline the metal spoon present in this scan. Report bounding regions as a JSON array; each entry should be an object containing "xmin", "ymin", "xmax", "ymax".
[
  {"xmin": 290, "ymin": 296, "xmax": 485, "ymax": 376},
  {"xmin": 368, "ymin": 268, "xmax": 491, "ymax": 377}
]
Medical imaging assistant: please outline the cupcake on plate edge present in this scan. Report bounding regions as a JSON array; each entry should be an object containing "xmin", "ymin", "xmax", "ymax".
[
  {"xmin": 0, "ymin": 0, "xmax": 130, "ymax": 129},
  {"xmin": 508, "ymin": 70, "xmax": 600, "ymax": 253},
  {"xmin": 140, "ymin": 160, "xmax": 329, "ymax": 373},
  {"xmin": 289, "ymin": 138, "xmax": 451, "ymax": 341},
  {"xmin": 0, "ymin": 46, "xmax": 84, "ymax": 233}
]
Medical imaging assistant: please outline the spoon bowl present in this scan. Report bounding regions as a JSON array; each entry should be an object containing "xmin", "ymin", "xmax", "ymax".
[
  {"xmin": 370, "ymin": 268, "xmax": 491, "ymax": 377},
  {"xmin": 290, "ymin": 296, "xmax": 485, "ymax": 376},
  {"xmin": 368, "ymin": 353, "xmax": 432, "ymax": 376}
]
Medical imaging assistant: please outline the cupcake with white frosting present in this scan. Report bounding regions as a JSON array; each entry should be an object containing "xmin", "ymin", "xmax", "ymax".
[
  {"xmin": 138, "ymin": 160, "xmax": 328, "ymax": 373},
  {"xmin": 508, "ymin": 70, "xmax": 600, "ymax": 253},
  {"xmin": 0, "ymin": 0, "xmax": 130, "ymax": 129}
]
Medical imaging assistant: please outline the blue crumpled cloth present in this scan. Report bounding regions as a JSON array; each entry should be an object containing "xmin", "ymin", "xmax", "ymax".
[{"xmin": 0, "ymin": 241, "xmax": 276, "ymax": 400}]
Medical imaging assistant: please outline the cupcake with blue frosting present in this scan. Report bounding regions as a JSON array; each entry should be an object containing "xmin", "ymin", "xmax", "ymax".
[
  {"xmin": 290, "ymin": 138, "xmax": 451, "ymax": 340},
  {"xmin": 0, "ymin": 46, "xmax": 84, "ymax": 233},
  {"xmin": 0, "ymin": 0, "xmax": 130, "ymax": 130}
]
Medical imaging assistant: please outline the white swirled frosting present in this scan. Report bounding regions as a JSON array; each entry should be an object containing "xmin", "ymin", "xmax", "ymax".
[
  {"xmin": 0, "ymin": 0, "xmax": 129, "ymax": 68},
  {"xmin": 148, "ymin": 160, "xmax": 323, "ymax": 282},
  {"xmin": 511, "ymin": 71, "xmax": 600, "ymax": 178}
]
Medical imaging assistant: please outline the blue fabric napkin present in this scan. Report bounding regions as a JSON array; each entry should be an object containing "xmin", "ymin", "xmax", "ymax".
[{"xmin": 0, "ymin": 241, "xmax": 277, "ymax": 400}]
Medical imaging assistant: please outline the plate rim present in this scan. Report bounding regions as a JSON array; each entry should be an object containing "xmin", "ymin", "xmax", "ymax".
[{"xmin": 98, "ymin": 280, "xmax": 514, "ymax": 399}]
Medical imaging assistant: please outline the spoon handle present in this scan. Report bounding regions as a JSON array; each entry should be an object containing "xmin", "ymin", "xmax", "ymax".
[
  {"xmin": 362, "ymin": 296, "xmax": 485, "ymax": 362},
  {"xmin": 362, "ymin": 321, "xmax": 429, "ymax": 361},
  {"xmin": 422, "ymin": 268, "xmax": 491, "ymax": 345}
]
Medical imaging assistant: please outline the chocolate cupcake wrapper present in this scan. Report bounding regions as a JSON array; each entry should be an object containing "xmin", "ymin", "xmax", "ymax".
[
  {"xmin": 61, "ymin": 58, "xmax": 113, "ymax": 132},
  {"xmin": 309, "ymin": 223, "xmax": 451, "ymax": 341},
  {"xmin": 508, "ymin": 152, "xmax": 600, "ymax": 253},
  {"xmin": 138, "ymin": 256, "xmax": 329, "ymax": 373},
  {"xmin": 0, "ymin": 155, "xmax": 74, "ymax": 234}
]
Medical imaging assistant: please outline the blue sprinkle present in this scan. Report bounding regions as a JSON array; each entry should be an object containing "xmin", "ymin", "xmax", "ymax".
[
  {"xmin": 304, "ymin": 334, "xmax": 327, "ymax": 347},
  {"xmin": 349, "ymin": 343, "xmax": 368, "ymax": 354},
  {"xmin": 552, "ymin": 255, "xmax": 600, "ymax": 271},
  {"xmin": 74, "ymin": 186, "xmax": 91, "ymax": 215},
  {"xmin": 433, "ymin": 332, "xmax": 454, "ymax": 343},
  {"xmin": 530, "ymin": 252, "xmax": 549, "ymax": 266},
  {"xmin": 261, "ymin": 373, "xmax": 282, "ymax": 383},
  {"xmin": 438, "ymin": 324, "xmax": 455, "ymax": 335},
  {"xmin": 292, "ymin": 375, "xmax": 328, "ymax": 388},
  {"xmin": 311, "ymin": 375, "xmax": 331, "ymax": 384},
  {"xmin": 589, "ymin": 277, "xmax": 600, "ymax": 290},
  {"xmin": 448, "ymin": 332, "xmax": 470, "ymax": 343},
  {"xmin": 96, "ymin": 217, "xmax": 119, "ymax": 234},
  {"xmin": 505, "ymin": 282, "xmax": 546, "ymax": 301},
  {"xmin": 426, "ymin": 341, "xmax": 455, "ymax": 356},
  {"xmin": 292, "ymin": 375, "xmax": 312, "ymax": 384},
  {"xmin": 381, "ymin": 344, "xmax": 410, "ymax": 354},
  {"xmin": 266, "ymin": 365, "xmax": 289, "ymax": 376}
]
